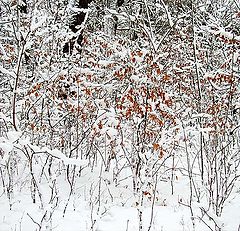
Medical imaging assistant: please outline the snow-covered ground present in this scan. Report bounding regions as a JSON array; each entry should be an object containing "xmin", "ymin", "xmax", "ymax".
[{"xmin": 1, "ymin": 162, "xmax": 239, "ymax": 231}]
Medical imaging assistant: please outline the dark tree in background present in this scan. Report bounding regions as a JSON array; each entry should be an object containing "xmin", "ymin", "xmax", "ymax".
[
  {"xmin": 63, "ymin": 0, "xmax": 93, "ymax": 53},
  {"xmin": 19, "ymin": 0, "xmax": 27, "ymax": 13}
]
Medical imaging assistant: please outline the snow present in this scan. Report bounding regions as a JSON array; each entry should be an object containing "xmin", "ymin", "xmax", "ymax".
[
  {"xmin": 0, "ymin": 65, "xmax": 17, "ymax": 78},
  {"xmin": 98, "ymin": 60, "xmax": 113, "ymax": 66},
  {"xmin": 0, "ymin": 112, "xmax": 7, "ymax": 120},
  {"xmin": 1, "ymin": 148, "xmax": 239, "ymax": 231},
  {"xmin": 1, "ymin": 1, "xmax": 240, "ymax": 230},
  {"xmin": 31, "ymin": 13, "xmax": 47, "ymax": 31},
  {"xmin": 40, "ymin": 147, "xmax": 88, "ymax": 167},
  {"xmin": 0, "ymin": 43, "xmax": 7, "ymax": 57},
  {"xmin": 0, "ymin": 139, "xmax": 13, "ymax": 155}
]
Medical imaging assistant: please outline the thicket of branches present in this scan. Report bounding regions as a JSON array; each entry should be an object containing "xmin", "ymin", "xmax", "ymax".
[{"xmin": 0, "ymin": 0, "xmax": 239, "ymax": 230}]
